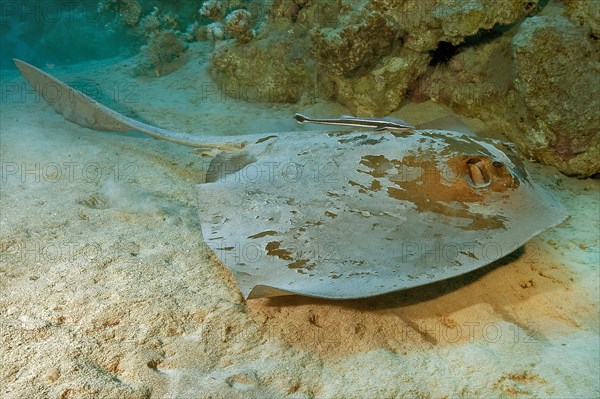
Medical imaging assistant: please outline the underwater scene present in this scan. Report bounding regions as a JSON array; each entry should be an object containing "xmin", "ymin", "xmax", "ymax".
[{"xmin": 1, "ymin": 0, "xmax": 599, "ymax": 398}]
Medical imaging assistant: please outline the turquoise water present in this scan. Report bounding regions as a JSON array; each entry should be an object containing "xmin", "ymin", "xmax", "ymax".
[{"xmin": 1, "ymin": 1, "xmax": 137, "ymax": 68}]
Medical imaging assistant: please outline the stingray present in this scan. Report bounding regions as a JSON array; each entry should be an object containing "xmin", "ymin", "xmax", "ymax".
[{"xmin": 13, "ymin": 59, "xmax": 567, "ymax": 299}]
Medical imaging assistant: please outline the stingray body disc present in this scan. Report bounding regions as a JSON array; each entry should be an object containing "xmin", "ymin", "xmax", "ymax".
[{"xmin": 197, "ymin": 129, "xmax": 566, "ymax": 299}]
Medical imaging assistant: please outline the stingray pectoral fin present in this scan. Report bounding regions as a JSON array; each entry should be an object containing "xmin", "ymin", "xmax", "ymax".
[
  {"xmin": 13, "ymin": 59, "xmax": 242, "ymax": 151},
  {"xmin": 205, "ymin": 149, "xmax": 257, "ymax": 183},
  {"xmin": 247, "ymin": 285, "xmax": 296, "ymax": 299}
]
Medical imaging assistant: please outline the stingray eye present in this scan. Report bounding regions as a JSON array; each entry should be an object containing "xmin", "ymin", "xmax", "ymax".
[
  {"xmin": 492, "ymin": 161, "xmax": 504, "ymax": 168},
  {"xmin": 466, "ymin": 158, "xmax": 491, "ymax": 188}
]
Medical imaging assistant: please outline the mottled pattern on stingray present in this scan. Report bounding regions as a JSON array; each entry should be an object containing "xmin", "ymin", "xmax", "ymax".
[{"xmin": 197, "ymin": 129, "xmax": 566, "ymax": 299}]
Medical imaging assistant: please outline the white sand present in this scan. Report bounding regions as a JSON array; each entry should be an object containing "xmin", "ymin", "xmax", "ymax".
[{"xmin": 1, "ymin": 46, "xmax": 598, "ymax": 398}]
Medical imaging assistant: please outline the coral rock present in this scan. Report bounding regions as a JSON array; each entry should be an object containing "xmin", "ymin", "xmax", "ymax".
[
  {"xmin": 331, "ymin": 49, "xmax": 429, "ymax": 116},
  {"xmin": 310, "ymin": 11, "xmax": 402, "ymax": 78},
  {"xmin": 564, "ymin": 0, "xmax": 600, "ymax": 42},
  {"xmin": 309, "ymin": 10, "xmax": 425, "ymax": 115},
  {"xmin": 209, "ymin": 0, "xmax": 536, "ymax": 115},
  {"xmin": 207, "ymin": 22, "xmax": 225, "ymax": 41},
  {"xmin": 224, "ymin": 9, "xmax": 255, "ymax": 43},
  {"xmin": 429, "ymin": 0, "xmax": 534, "ymax": 44},
  {"xmin": 138, "ymin": 31, "xmax": 187, "ymax": 77},
  {"xmin": 210, "ymin": 25, "xmax": 315, "ymax": 103},
  {"xmin": 199, "ymin": 0, "xmax": 224, "ymax": 21},
  {"xmin": 512, "ymin": 15, "xmax": 600, "ymax": 176}
]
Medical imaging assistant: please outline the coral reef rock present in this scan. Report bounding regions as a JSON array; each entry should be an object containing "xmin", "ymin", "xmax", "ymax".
[
  {"xmin": 209, "ymin": 0, "xmax": 537, "ymax": 115},
  {"xmin": 310, "ymin": 11, "xmax": 425, "ymax": 115},
  {"xmin": 99, "ymin": 0, "xmax": 143, "ymax": 26},
  {"xmin": 408, "ymin": 32, "xmax": 514, "ymax": 113},
  {"xmin": 403, "ymin": 12, "xmax": 599, "ymax": 177},
  {"xmin": 310, "ymin": 11, "xmax": 401, "ymax": 78},
  {"xmin": 199, "ymin": 0, "xmax": 225, "ymax": 21},
  {"xmin": 512, "ymin": 15, "xmax": 600, "ymax": 177},
  {"xmin": 83, "ymin": 1, "xmax": 597, "ymax": 176},
  {"xmin": 210, "ymin": 24, "xmax": 316, "ymax": 103},
  {"xmin": 224, "ymin": 9, "xmax": 255, "ymax": 43},
  {"xmin": 426, "ymin": 0, "xmax": 536, "ymax": 44},
  {"xmin": 563, "ymin": 0, "xmax": 600, "ymax": 48},
  {"xmin": 138, "ymin": 31, "xmax": 187, "ymax": 77},
  {"xmin": 329, "ymin": 48, "xmax": 430, "ymax": 116}
]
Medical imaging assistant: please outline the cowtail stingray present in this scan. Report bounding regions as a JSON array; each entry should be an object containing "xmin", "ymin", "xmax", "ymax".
[{"xmin": 13, "ymin": 59, "xmax": 566, "ymax": 299}]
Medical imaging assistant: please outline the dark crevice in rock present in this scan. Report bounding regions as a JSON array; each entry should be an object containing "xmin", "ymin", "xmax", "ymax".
[
  {"xmin": 428, "ymin": 41, "xmax": 460, "ymax": 66},
  {"xmin": 428, "ymin": 0, "xmax": 550, "ymax": 68},
  {"xmin": 429, "ymin": 23, "xmax": 514, "ymax": 66}
]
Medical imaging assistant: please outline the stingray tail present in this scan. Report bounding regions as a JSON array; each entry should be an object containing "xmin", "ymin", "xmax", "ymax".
[{"xmin": 13, "ymin": 59, "xmax": 242, "ymax": 151}]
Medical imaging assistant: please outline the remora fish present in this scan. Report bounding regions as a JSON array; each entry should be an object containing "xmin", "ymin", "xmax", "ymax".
[{"xmin": 294, "ymin": 113, "xmax": 415, "ymax": 131}]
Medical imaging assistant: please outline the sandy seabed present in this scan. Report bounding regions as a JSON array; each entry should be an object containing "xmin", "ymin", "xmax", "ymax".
[{"xmin": 1, "ymin": 47, "xmax": 598, "ymax": 398}]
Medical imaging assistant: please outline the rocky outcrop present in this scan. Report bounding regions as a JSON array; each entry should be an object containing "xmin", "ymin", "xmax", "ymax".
[
  {"xmin": 325, "ymin": 47, "xmax": 430, "ymax": 116},
  {"xmin": 308, "ymin": 11, "xmax": 420, "ymax": 115},
  {"xmin": 407, "ymin": 32, "xmax": 515, "ymax": 113},
  {"xmin": 210, "ymin": 24, "xmax": 316, "ymax": 103},
  {"xmin": 137, "ymin": 31, "xmax": 187, "ymax": 77},
  {"xmin": 310, "ymin": 12, "xmax": 402, "ymax": 78},
  {"xmin": 409, "ymin": 14, "xmax": 600, "ymax": 177},
  {"xmin": 209, "ymin": 0, "xmax": 535, "ymax": 115},
  {"xmin": 563, "ymin": 0, "xmax": 600, "ymax": 42},
  {"xmin": 512, "ymin": 15, "xmax": 599, "ymax": 177}
]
